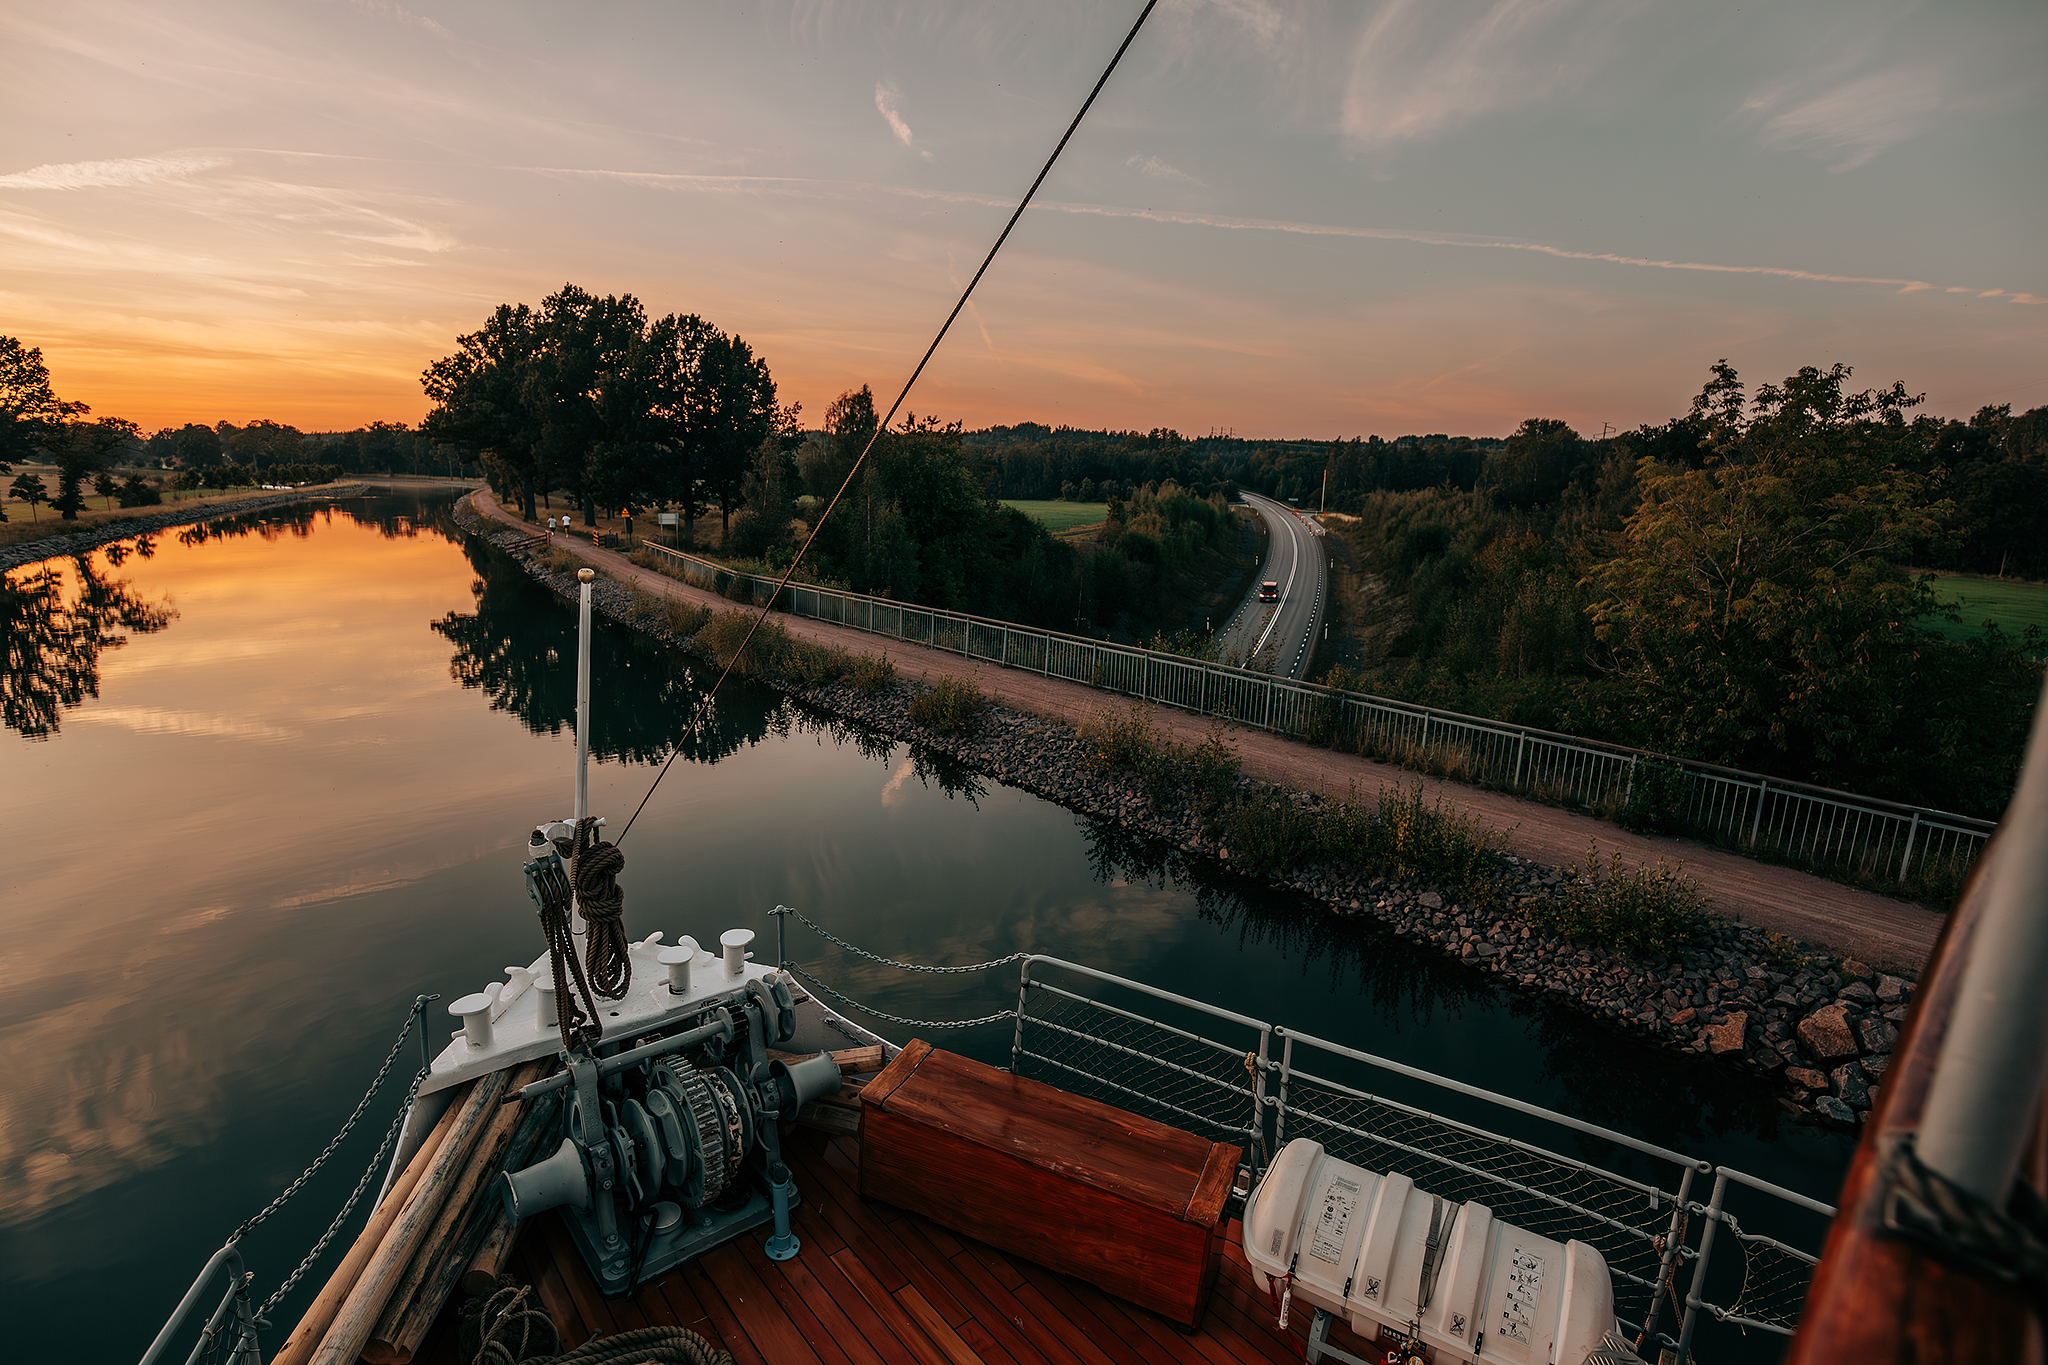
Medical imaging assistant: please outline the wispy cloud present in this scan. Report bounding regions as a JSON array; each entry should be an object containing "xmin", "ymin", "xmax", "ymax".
[
  {"xmin": 1745, "ymin": 65, "xmax": 1953, "ymax": 171},
  {"xmin": 1126, "ymin": 154, "xmax": 1203, "ymax": 186},
  {"xmin": 348, "ymin": 0, "xmax": 453, "ymax": 40},
  {"xmin": 1342, "ymin": 0, "xmax": 1629, "ymax": 145},
  {"xmin": 0, "ymin": 154, "xmax": 227, "ymax": 191},
  {"xmin": 874, "ymin": 82, "xmax": 933, "ymax": 160},
  {"xmin": 533, "ymin": 165, "xmax": 2043, "ymax": 305}
]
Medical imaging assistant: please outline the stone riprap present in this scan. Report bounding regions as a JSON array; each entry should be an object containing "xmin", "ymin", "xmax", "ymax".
[
  {"xmin": 463, "ymin": 503, "xmax": 1917, "ymax": 1128},
  {"xmin": 0, "ymin": 484, "xmax": 370, "ymax": 572}
]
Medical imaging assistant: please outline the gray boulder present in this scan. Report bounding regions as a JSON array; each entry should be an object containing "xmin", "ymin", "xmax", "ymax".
[
  {"xmin": 1857, "ymin": 1017, "xmax": 1899, "ymax": 1055},
  {"xmin": 1832, "ymin": 1064, "xmax": 1871, "ymax": 1110},
  {"xmin": 1814, "ymin": 1095, "xmax": 1857, "ymax": 1124}
]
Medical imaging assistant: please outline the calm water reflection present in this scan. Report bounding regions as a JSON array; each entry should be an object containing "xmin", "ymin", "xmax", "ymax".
[{"xmin": 0, "ymin": 490, "xmax": 1848, "ymax": 1360}]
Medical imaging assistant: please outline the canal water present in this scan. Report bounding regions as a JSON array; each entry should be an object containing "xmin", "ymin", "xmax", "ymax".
[{"xmin": 1, "ymin": 488, "xmax": 1849, "ymax": 1360}]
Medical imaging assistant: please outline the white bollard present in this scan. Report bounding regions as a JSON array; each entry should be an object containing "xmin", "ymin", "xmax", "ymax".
[
  {"xmin": 658, "ymin": 944, "xmax": 694, "ymax": 995},
  {"xmin": 535, "ymin": 973, "xmax": 557, "ymax": 1030},
  {"xmin": 721, "ymin": 928, "xmax": 755, "ymax": 980},
  {"xmin": 450, "ymin": 992, "xmax": 494, "ymax": 1051}
]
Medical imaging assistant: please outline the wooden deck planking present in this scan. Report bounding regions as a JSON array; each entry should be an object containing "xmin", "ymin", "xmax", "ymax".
[{"xmin": 491, "ymin": 1126, "xmax": 1356, "ymax": 1365}]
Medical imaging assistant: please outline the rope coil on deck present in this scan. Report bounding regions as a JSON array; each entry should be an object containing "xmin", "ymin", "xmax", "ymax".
[{"xmin": 464, "ymin": 1279, "xmax": 731, "ymax": 1365}]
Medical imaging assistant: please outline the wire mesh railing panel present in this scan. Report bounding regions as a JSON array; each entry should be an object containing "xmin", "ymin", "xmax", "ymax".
[
  {"xmin": 1014, "ymin": 987, "xmax": 1262, "ymax": 1152},
  {"xmin": 1707, "ymin": 1218, "xmax": 1821, "ymax": 1336},
  {"xmin": 1278, "ymin": 1073, "xmax": 1685, "ymax": 1331}
]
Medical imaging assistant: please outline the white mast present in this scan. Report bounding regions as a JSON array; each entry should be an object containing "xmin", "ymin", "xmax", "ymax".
[{"xmin": 571, "ymin": 567, "xmax": 594, "ymax": 937}]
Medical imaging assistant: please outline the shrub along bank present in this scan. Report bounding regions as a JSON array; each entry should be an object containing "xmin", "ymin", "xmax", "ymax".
[{"xmin": 460, "ymin": 496, "xmax": 1915, "ymax": 1129}]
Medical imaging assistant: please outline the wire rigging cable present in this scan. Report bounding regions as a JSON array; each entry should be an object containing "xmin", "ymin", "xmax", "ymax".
[{"xmin": 616, "ymin": 0, "xmax": 1160, "ymax": 843}]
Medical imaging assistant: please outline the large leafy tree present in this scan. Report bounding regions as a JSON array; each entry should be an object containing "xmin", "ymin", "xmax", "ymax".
[
  {"xmin": 422, "ymin": 304, "xmax": 545, "ymax": 518},
  {"xmin": 1588, "ymin": 361, "xmax": 1954, "ymax": 786},
  {"xmin": 693, "ymin": 332, "xmax": 778, "ymax": 534},
  {"xmin": 1, "ymin": 335, "xmax": 81, "ymax": 476}
]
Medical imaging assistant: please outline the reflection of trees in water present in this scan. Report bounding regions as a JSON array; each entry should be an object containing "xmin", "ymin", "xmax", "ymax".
[
  {"xmin": 173, "ymin": 490, "xmax": 463, "ymax": 549},
  {"xmin": 1506, "ymin": 995, "xmax": 1786, "ymax": 1162},
  {"xmin": 2, "ymin": 555, "xmax": 177, "ymax": 739},
  {"xmin": 779, "ymin": 709, "xmax": 987, "ymax": 802},
  {"xmin": 1078, "ymin": 817, "xmax": 1793, "ymax": 1162},
  {"xmin": 432, "ymin": 539, "xmax": 752, "ymax": 764},
  {"xmin": 1079, "ymin": 818, "xmax": 1490, "ymax": 1031}
]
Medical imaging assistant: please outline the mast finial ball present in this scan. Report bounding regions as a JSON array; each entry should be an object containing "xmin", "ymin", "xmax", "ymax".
[{"xmin": 577, "ymin": 568, "xmax": 594, "ymax": 583}]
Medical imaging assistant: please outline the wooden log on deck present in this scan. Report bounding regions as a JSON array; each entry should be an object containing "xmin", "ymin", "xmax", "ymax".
[
  {"xmin": 460, "ymin": 1212, "xmax": 524, "ymax": 1299},
  {"xmin": 768, "ymin": 1043, "xmax": 885, "ymax": 1076},
  {"xmin": 359, "ymin": 1062, "xmax": 557, "ymax": 1364},
  {"xmin": 268, "ymin": 1084, "xmax": 469, "ymax": 1365},
  {"xmin": 307, "ymin": 1068, "xmax": 509, "ymax": 1365}
]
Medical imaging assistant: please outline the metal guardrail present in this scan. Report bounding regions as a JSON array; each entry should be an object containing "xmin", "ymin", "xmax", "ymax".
[
  {"xmin": 639, "ymin": 540, "xmax": 1993, "ymax": 890},
  {"xmin": 769, "ymin": 909, "xmax": 1837, "ymax": 1360}
]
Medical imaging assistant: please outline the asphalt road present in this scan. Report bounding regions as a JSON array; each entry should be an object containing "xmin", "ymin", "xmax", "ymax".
[{"xmin": 1213, "ymin": 490, "xmax": 1328, "ymax": 679}]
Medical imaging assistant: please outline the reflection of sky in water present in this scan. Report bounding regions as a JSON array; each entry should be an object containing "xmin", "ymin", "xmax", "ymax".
[{"xmin": 0, "ymin": 492, "xmax": 1852, "ymax": 1359}]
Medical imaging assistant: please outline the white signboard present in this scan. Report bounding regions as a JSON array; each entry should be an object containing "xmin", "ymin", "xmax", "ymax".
[{"xmin": 657, "ymin": 512, "xmax": 679, "ymax": 526}]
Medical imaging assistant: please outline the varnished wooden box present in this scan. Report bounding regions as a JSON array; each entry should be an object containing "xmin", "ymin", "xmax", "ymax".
[{"xmin": 858, "ymin": 1040, "xmax": 1240, "ymax": 1331}]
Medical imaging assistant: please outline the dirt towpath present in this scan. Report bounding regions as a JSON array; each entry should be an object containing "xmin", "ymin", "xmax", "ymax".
[{"xmin": 476, "ymin": 491, "xmax": 1949, "ymax": 969}]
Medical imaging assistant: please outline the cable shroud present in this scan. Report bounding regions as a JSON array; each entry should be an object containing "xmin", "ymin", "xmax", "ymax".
[{"xmin": 618, "ymin": 0, "xmax": 1160, "ymax": 842}]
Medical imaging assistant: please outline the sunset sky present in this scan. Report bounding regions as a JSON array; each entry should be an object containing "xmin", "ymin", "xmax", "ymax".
[{"xmin": 4, "ymin": 0, "xmax": 2042, "ymax": 439}]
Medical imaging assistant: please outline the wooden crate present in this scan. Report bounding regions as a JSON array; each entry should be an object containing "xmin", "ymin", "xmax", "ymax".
[{"xmin": 858, "ymin": 1039, "xmax": 1240, "ymax": 1331}]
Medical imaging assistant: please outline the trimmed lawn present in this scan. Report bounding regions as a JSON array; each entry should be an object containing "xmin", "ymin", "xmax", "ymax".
[
  {"xmin": 1002, "ymin": 499, "xmax": 1107, "ymax": 534},
  {"xmin": 1923, "ymin": 573, "xmax": 2048, "ymax": 650}
]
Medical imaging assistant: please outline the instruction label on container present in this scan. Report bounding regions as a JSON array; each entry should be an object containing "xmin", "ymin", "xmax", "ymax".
[
  {"xmin": 1500, "ymin": 1245, "xmax": 1545, "ymax": 1344},
  {"xmin": 1310, "ymin": 1175, "xmax": 1361, "ymax": 1264}
]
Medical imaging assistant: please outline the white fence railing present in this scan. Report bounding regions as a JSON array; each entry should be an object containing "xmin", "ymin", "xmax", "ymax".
[{"xmin": 636, "ymin": 542, "xmax": 1994, "ymax": 889}]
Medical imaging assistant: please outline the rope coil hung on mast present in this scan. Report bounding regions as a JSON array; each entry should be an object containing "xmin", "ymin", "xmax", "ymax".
[{"xmin": 569, "ymin": 815, "xmax": 631, "ymax": 998}]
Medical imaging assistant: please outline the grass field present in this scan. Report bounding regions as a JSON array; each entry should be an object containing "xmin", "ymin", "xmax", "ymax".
[
  {"xmin": 1922, "ymin": 573, "xmax": 2048, "ymax": 649},
  {"xmin": 1001, "ymin": 499, "xmax": 1108, "ymax": 534}
]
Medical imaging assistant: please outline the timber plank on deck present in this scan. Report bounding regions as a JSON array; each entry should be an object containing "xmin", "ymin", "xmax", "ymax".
[{"xmin": 493, "ymin": 1126, "xmax": 1379, "ymax": 1365}]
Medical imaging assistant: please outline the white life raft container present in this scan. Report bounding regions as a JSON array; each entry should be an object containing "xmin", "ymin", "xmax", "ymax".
[{"xmin": 1244, "ymin": 1139, "xmax": 1636, "ymax": 1365}]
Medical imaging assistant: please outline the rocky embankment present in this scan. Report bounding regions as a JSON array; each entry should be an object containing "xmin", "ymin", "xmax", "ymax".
[
  {"xmin": 0, "ymin": 483, "xmax": 370, "ymax": 572},
  {"xmin": 463, "ymin": 501, "xmax": 1914, "ymax": 1128}
]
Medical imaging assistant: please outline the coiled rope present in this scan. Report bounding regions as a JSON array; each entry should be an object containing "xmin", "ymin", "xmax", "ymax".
[
  {"xmin": 530, "ymin": 853, "xmax": 604, "ymax": 1050},
  {"xmin": 569, "ymin": 816, "xmax": 631, "ymax": 998},
  {"xmin": 463, "ymin": 1279, "xmax": 732, "ymax": 1365}
]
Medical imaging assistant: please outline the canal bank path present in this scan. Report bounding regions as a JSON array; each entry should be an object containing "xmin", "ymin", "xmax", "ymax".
[{"xmin": 474, "ymin": 490, "xmax": 1950, "ymax": 971}]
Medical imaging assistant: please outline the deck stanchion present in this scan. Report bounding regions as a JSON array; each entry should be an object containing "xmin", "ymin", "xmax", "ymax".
[
  {"xmin": 1675, "ymin": 1170, "xmax": 1729, "ymax": 1364},
  {"xmin": 1011, "ymin": 960, "xmax": 1032, "ymax": 1073},
  {"xmin": 1637, "ymin": 1164, "xmax": 1695, "ymax": 1355},
  {"xmin": 1274, "ymin": 1030, "xmax": 1294, "ymax": 1151}
]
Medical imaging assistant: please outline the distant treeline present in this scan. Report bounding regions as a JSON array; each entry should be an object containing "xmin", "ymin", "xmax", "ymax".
[
  {"xmin": 962, "ymin": 423, "xmax": 1503, "ymax": 506},
  {"xmin": 140, "ymin": 420, "xmax": 461, "ymax": 479},
  {"xmin": 1323, "ymin": 364, "xmax": 2045, "ymax": 819}
]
